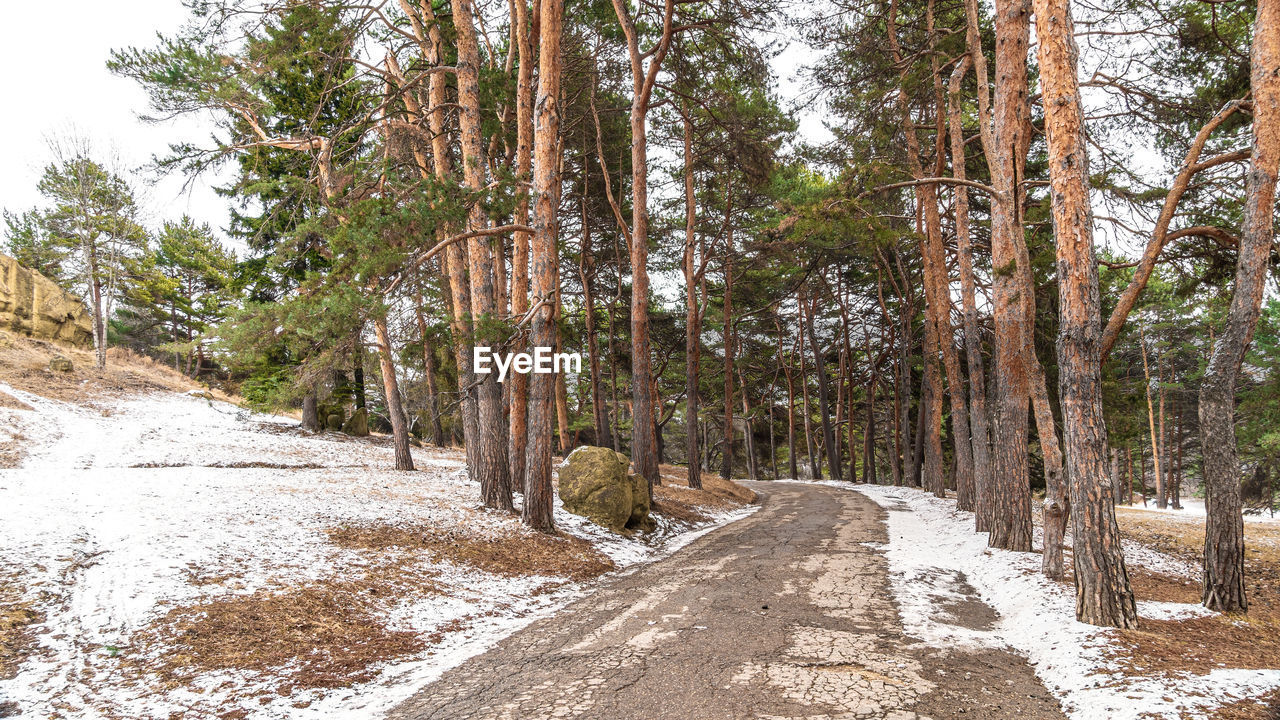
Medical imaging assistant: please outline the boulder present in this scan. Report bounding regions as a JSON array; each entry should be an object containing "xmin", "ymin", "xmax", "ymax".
[
  {"xmin": 557, "ymin": 446, "xmax": 652, "ymax": 533},
  {"xmin": 0, "ymin": 254, "xmax": 93, "ymax": 349},
  {"xmin": 627, "ymin": 473, "xmax": 656, "ymax": 532},
  {"xmin": 325, "ymin": 411, "xmax": 344, "ymax": 432},
  {"xmin": 49, "ymin": 356, "xmax": 73, "ymax": 373},
  {"xmin": 342, "ymin": 407, "xmax": 370, "ymax": 436}
]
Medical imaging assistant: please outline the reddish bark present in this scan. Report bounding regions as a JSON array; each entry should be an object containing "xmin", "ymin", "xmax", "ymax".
[
  {"xmin": 1198, "ymin": 0, "xmax": 1280, "ymax": 613},
  {"xmin": 1034, "ymin": 0, "xmax": 1137, "ymax": 626},
  {"xmin": 523, "ymin": 0, "xmax": 564, "ymax": 532}
]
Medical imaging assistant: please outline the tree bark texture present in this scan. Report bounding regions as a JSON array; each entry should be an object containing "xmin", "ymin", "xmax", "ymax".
[
  {"xmin": 452, "ymin": 0, "xmax": 512, "ymax": 511},
  {"xmin": 374, "ymin": 317, "xmax": 415, "ymax": 472},
  {"xmin": 967, "ymin": 0, "xmax": 1034, "ymax": 551},
  {"xmin": 1034, "ymin": 0, "xmax": 1138, "ymax": 626},
  {"xmin": 1198, "ymin": 0, "xmax": 1280, "ymax": 613},
  {"xmin": 523, "ymin": 0, "xmax": 564, "ymax": 532}
]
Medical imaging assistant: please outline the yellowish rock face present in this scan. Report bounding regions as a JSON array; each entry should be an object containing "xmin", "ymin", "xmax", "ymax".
[{"xmin": 0, "ymin": 254, "xmax": 93, "ymax": 350}]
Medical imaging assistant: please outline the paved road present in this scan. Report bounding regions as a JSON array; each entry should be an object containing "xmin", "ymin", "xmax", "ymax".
[{"xmin": 389, "ymin": 482, "xmax": 1066, "ymax": 720}]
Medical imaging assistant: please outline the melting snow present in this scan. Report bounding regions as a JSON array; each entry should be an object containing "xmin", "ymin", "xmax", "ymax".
[{"xmin": 0, "ymin": 383, "xmax": 753, "ymax": 718}]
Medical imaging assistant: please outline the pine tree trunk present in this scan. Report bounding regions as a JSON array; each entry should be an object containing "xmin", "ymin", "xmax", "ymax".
[
  {"xmin": 508, "ymin": 0, "xmax": 534, "ymax": 508},
  {"xmin": 1141, "ymin": 327, "xmax": 1165, "ymax": 508},
  {"xmin": 899, "ymin": 305, "xmax": 914, "ymax": 487},
  {"xmin": 522, "ymin": 0, "xmax": 564, "ymax": 532},
  {"xmin": 1158, "ymin": 360, "xmax": 1169, "ymax": 509},
  {"xmin": 962, "ymin": 0, "xmax": 1034, "ymax": 551},
  {"xmin": 414, "ymin": 303, "xmax": 446, "ymax": 446},
  {"xmin": 302, "ymin": 393, "xmax": 320, "ymax": 432},
  {"xmin": 799, "ymin": 297, "xmax": 820, "ymax": 479},
  {"xmin": 1034, "ymin": 0, "xmax": 1137, "ymax": 626},
  {"xmin": 580, "ymin": 190, "xmax": 612, "ymax": 450},
  {"xmin": 1174, "ymin": 406, "xmax": 1183, "ymax": 509},
  {"xmin": 949, "ymin": 56, "xmax": 992, "ymax": 519},
  {"xmin": 554, "ymin": 281, "xmax": 572, "ymax": 453},
  {"xmin": 786, "ymin": 345, "xmax": 799, "ymax": 480},
  {"xmin": 805, "ymin": 290, "xmax": 841, "ymax": 482},
  {"xmin": 683, "ymin": 114, "xmax": 702, "ymax": 489},
  {"xmin": 722, "ymin": 226, "xmax": 735, "ymax": 480},
  {"xmin": 417, "ymin": 0, "xmax": 481, "ymax": 487},
  {"xmin": 1198, "ymin": 0, "xmax": 1279, "ymax": 614},
  {"xmin": 452, "ymin": 0, "xmax": 511, "ymax": 511},
  {"xmin": 374, "ymin": 317, "xmax": 415, "ymax": 472},
  {"xmin": 608, "ymin": 0, "xmax": 673, "ymax": 490},
  {"xmin": 1031, "ymin": 359, "xmax": 1068, "ymax": 579}
]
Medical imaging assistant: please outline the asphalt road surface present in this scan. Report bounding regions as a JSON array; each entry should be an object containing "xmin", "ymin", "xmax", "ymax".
[{"xmin": 388, "ymin": 482, "xmax": 1066, "ymax": 720}]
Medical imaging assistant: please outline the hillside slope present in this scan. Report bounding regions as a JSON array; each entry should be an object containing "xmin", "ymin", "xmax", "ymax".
[{"xmin": 0, "ymin": 341, "xmax": 756, "ymax": 719}]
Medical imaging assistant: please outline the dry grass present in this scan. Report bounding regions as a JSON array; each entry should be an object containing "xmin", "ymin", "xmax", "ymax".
[
  {"xmin": 0, "ymin": 330, "xmax": 236, "ymax": 404},
  {"xmin": 327, "ymin": 523, "xmax": 616, "ymax": 581},
  {"xmin": 1107, "ymin": 508, "xmax": 1280, "ymax": 678},
  {"xmin": 1117, "ymin": 508, "xmax": 1280, "ymax": 565},
  {"xmin": 1127, "ymin": 566, "xmax": 1201, "ymax": 604},
  {"xmin": 0, "ymin": 390, "xmax": 31, "ymax": 411},
  {"xmin": 1209, "ymin": 689, "xmax": 1280, "ymax": 720},
  {"xmin": 135, "ymin": 581, "xmax": 429, "ymax": 691},
  {"xmin": 0, "ymin": 573, "xmax": 40, "ymax": 680},
  {"xmin": 650, "ymin": 466, "xmax": 757, "ymax": 525}
]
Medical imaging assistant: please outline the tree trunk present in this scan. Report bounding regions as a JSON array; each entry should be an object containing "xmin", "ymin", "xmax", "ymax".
[
  {"xmin": 786, "ymin": 343, "xmax": 799, "ymax": 480},
  {"xmin": 1034, "ymin": 0, "xmax": 1137, "ymax": 626},
  {"xmin": 683, "ymin": 114, "xmax": 703, "ymax": 489},
  {"xmin": 414, "ymin": 0, "xmax": 482, "ymax": 491},
  {"xmin": 799, "ymin": 298, "xmax": 820, "ymax": 479},
  {"xmin": 302, "ymin": 393, "xmax": 320, "ymax": 432},
  {"xmin": 722, "ymin": 222, "xmax": 735, "ymax": 480},
  {"xmin": 452, "ymin": 0, "xmax": 511, "ymax": 511},
  {"xmin": 1174, "ymin": 406, "xmax": 1184, "ymax": 509},
  {"xmin": 1124, "ymin": 446, "xmax": 1133, "ymax": 505},
  {"xmin": 1031, "ymin": 359, "xmax": 1068, "ymax": 578},
  {"xmin": 1158, "ymin": 358, "xmax": 1169, "ymax": 509},
  {"xmin": 1198, "ymin": 0, "xmax": 1279, "ymax": 614},
  {"xmin": 1111, "ymin": 448, "xmax": 1122, "ymax": 508},
  {"xmin": 580, "ymin": 184, "xmax": 612, "ymax": 450},
  {"xmin": 1141, "ymin": 325, "xmax": 1165, "ymax": 508},
  {"xmin": 374, "ymin": 317, "xmax": 415, "ymax": 472},
  {"xmin": 965, "ymin": 0, "xmax": 1033, "ymax": 552},
  {"xmin": 414, "ymin": 303, "xmax": 446, "ymax": 446},
  {"xmin": 805, "ymin": 289, "xmax": 841, "ymax": 482},
  {"xmin": 508, "ymin": 0, "xmax": 534, "ymax": 511},
  {"xmin": 886, "ymin": 0, "xmax": 957, "ymax": 499},
  {"xmin": 609, "ymin": 0, "xmax": 674, "ymax": 490},
  {"xmin": 522, "ymin": 0, "xmax": 564, "ymax": 532},
  {"xmin": 949, "ymin": 56, "xmax": 993, "ymax": 521},
  {"xmin": 554, "ymin": 281, "xmax": 573, "ymax": 453}
]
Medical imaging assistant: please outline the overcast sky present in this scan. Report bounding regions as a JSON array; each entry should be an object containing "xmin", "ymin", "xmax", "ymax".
[{"xmin": 0, "ymin": 0, "xmax": 230, "ymax": 238}]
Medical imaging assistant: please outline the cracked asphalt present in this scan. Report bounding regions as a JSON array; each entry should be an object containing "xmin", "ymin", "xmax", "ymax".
[{"xmin": 388, "ymin": 482, "xmax": 1067, "ymax": 720}]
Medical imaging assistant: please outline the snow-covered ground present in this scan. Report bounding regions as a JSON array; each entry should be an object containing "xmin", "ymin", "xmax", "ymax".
[
  {"xmin": 0, "ymin": 383, "xmax": 754, "ymax": 719},
  {"xmin": 840, "ymin": 482, "xmax": 1280, "ymax": 720},
  {"xmin": 1120, "ymin": 496, "xmax": 1280, "ymax": 523}
]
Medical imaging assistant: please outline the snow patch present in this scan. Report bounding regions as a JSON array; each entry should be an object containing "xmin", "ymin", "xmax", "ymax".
[{"xmin": 841, "ymin": 483, "xmax": 1280, "ymax": 720}]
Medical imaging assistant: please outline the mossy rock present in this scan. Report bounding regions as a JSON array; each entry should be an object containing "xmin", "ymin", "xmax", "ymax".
[
  {"xmin": 49, "ymin": 356, "xmax": 73, "ymax": 373},
  {"xmin": 557, "ymin": 446, "xmax": 652, "ymax": 533},
  {"xmin": 325, "ymin": 412, "xmax": 344, "ymax": 432},
  {"xmin": 342, "ymin": 407, "xmax": 370, "ymax": 436},
  {"xmin": 628, "ymin": 473, "xmax": 656, "ymax": 532}
]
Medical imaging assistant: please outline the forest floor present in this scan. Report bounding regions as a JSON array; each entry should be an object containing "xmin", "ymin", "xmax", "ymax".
[
  {"xmin": 0, "ymin": 340, "xmax": 756, "ymax": 719},
  {"xmin": 842, "ymin": 482, "xmax": 1280, "ymax": 720}
]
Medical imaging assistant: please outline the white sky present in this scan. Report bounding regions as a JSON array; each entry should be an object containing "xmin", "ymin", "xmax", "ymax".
[
  {"xmin": 0, "ymin": 0, "xmax": 231, "ymax": 237},
  {"xmin": 0, "ymin": 0, "xmax": 1158, "ymax": 263}
]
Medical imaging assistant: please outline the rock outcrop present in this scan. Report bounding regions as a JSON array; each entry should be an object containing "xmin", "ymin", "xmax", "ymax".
[
  {"xmin": 557, "ymin": 446, "xmax": 653, "ymax": 533},
  {"xmin": 0, "ymin": 254, "xmax": 93, "ymax": 350},
  {"xmin": 342, "ymin": 407, "xmax": 370, "ymax": 436}
]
